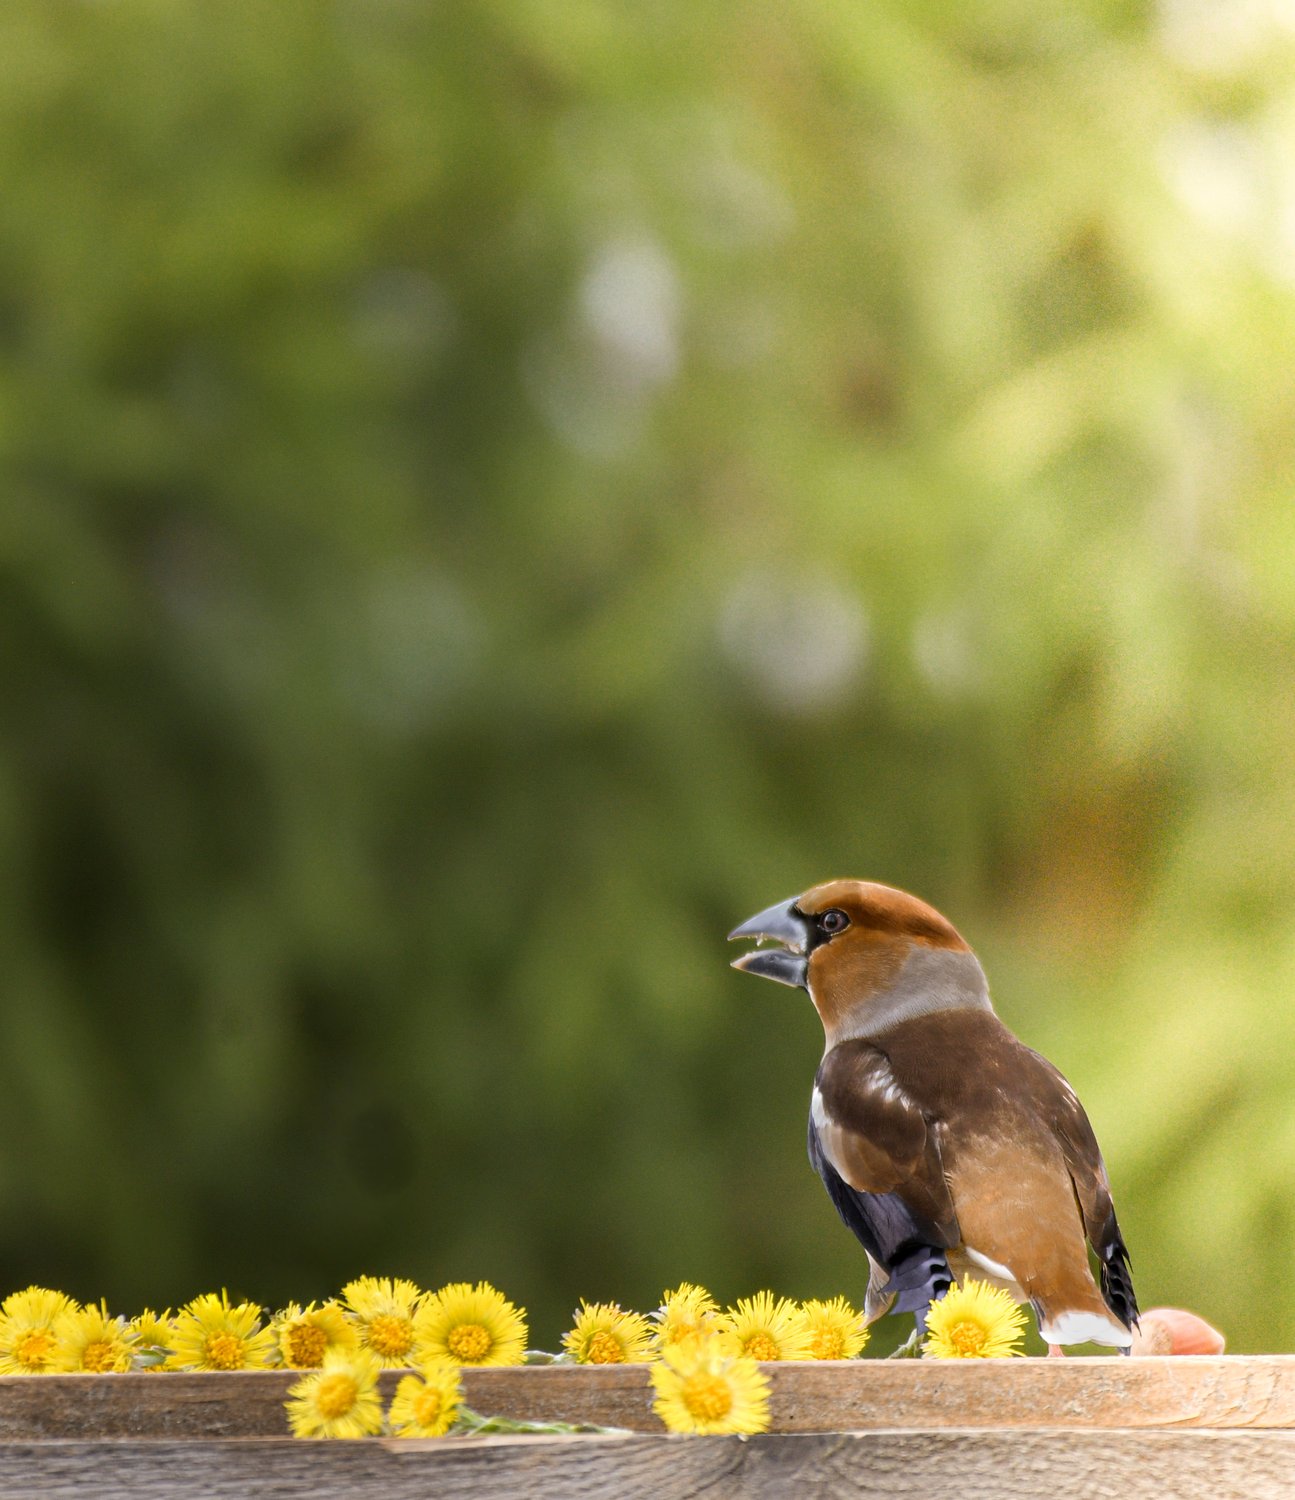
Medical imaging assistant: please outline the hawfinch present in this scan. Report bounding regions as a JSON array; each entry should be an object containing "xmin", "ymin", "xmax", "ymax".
[{"xmin": 729, "ymin": 879, "xmax": 1138, "ymax": 1352}]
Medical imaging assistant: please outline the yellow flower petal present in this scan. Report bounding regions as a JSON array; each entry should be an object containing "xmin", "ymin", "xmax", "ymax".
[
  {"xmin": 414, "ymin": 1281, "xmax": 527, "ymax": 1367},
  {"xmin": 651, "ymin": 1283, "xmax": 727, "ymax": 1352},
  {"xmin": 339, "ymin": 1277, "xmax": 423, "ymax": 1367},
  {"xmin": 650, "ymin": 1333, "xmax": 771, "ymax": 1435},
  {"xmin": 51, "ymin": 1301, "xmax": 137, "ymax": 1373},
  {"xmin": 0, "ymin": 1288, "xmax": 81, "ymax": 1375},
  {"xmin": 388, "ymin": 1360, "xmax": 463, "ymax": 1437},
  {"xmin": 272, "ymin": 1301, "xmax": 358, "ymax": 1369},
  {"xmin": 721, "ymin": 1292, "xmax": 814, "ymax": 1362},
  {"xmin": 562, "ymin": 1301, "xmax": 655, "ymax": 1364},
  {"xmin": 169, "ymin": 1291, "xmax": 276, "ymax": 1371},
  {"xmin": 129, "ymin": 1309, "xmax": 175, "ymax": 1371},
  {"xmin": 922, "ymin": 1278, "xmax": 1027, "ymax": 1359},
  {"xmin": 800, "ymin": 1296, "xmax": 869, "ymax": 1360},
  {"xmin": 286, "ymin": 1350, "xmax": 384, "ymax": 1439}
]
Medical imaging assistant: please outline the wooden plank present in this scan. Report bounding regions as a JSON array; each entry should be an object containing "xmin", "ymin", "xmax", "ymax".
[
  {"xmin": 466, "ymin": 1356, "xmax": 1295, "ymax": 1433},
  {"xmin": 3, "ymin": 1357, "xmax": 1295, "ymax": 1441},
  {"xmin": 4, "ymin": 1429, "xmax": 1295, "ymax": 1500}
]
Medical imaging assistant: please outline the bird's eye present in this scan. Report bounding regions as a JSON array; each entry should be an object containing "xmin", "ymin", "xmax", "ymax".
[{"xmin": 818, "ymin": 909, "xmax": 849, "ymax": 935}]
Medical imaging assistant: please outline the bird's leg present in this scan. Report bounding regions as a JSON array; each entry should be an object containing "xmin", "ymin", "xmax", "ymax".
[
  {"xmin": 1047, "ymin": 1344, "xmax": 1065, "ymax": 1358},
  {"xmin": 888, "ymin": 1302, "xmax": 931, "ymax": 1360}
]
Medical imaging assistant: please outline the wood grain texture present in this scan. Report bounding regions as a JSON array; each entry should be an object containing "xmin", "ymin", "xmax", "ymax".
[
  {"xmin": 4, "ymin": 1430, "xmax": 1295, "ymax": 1500},
  {"xmin": 3, "ymin": 1358, "xmax": 1295, "ymax": 1441}
]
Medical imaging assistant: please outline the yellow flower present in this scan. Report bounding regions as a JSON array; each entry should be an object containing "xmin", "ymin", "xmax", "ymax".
[
  {"xmin": 650, "ymin": 1334, "xmax": 771, "ymax": 1435},
  {"xmin": 558, "ymin": 1302, "xmax": 654, "ymax": 1374},
  {"xmin": 388, "ymin": 1360, "xmax": 463, "ymax": 1437},
  {"xmin": 129, "ymin": 1309, "xmax": 175, "ymax": 1370},
  {"xmin": 721, "ymin": 1292, "xmax": 814, "ymax": 1362},
  {"xmin": 340, "ymin": 1277, "xmax": 423, "ymax": 1367},
  {"xmin": 800, "ymin": 1296, "xmax": 869, "ymax": 1360},
  {"xmin": 651, "ymin": 1282, "xmax": 728, "ymax": 1352},
  {"xmin": 169, "ymin": 1291, "xmax": 277, "ymax": 1371},
  {"xmin": 922, "ymin": 1278, "xmax": 1027, "ymax": 1359},
  {"xmin": 273, "ymin": 1302, "xmax": 359, "ymax": 1369},
  {"xmin": 562, "ymin": 1301, "xmax": 655, "ymax": 1365},
  {"xmin": 50, "ymin": 1301, "xmax": 137, "ymax": 1373},
  {"xmin": 286, "ymin": 1349, "xmax": 383, "ymax": 1439},
  {"xmin": 0, "ymin": 1287, "xmax": 80, "ymax": 1375},
  {"xmin": 414, "ymin": 1281, "xmax": 527, "ymax": 1367}
]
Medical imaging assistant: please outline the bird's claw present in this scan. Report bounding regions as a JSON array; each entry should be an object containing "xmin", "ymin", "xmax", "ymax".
[{"xmin": 887, "ymin": 1329, "xmax": 923, "ymax": 1359}]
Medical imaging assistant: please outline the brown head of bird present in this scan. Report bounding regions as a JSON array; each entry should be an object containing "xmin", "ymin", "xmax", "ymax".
[{"xmin": 729, "ymin": 878, "xmax": 989, "ymax": 1049}]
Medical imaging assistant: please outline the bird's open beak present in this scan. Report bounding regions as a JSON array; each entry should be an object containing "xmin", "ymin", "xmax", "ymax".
[{"xmin": 728, "ymin": 896, "xmax": 811, "ymax": 989}]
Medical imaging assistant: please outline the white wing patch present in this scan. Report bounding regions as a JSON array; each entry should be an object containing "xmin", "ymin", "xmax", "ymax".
[
  {"xmin": 962, "ymin": 1247, "xmax": 1017, "ymax": 1284},
  {"xmin": 871, "ymin": 1053, "xmax": 910, "ymax": 1109}
]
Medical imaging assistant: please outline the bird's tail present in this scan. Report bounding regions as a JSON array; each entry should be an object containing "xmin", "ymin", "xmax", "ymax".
[
  {"xmin": 1036, "ymin": 1302, "xmax": 1133, "ymax": 1349},
  {"xmin": 1097, "ymin": 1216, "xmax": 1139, "ymax": 1332}
]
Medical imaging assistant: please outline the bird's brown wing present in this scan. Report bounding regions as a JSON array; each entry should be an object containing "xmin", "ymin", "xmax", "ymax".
[
  {"xmin": 814, "ymin": 1039, "xmax": 960, "ymax": 1252},
  {"xmin": 1023, "ymin": 1046, "xmax": 1139, "ymax": 1329}
]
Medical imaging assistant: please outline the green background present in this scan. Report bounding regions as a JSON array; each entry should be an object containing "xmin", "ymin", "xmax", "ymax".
[{"xmin": 3, "ymin": 0, "xmax": 1294, "ymax": 1354}]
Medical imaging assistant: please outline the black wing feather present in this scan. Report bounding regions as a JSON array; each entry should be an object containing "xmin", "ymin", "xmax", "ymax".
[
  {"xmin": 808, "ymin": 1115, "xmax": 954, "ymax": 1316},
  {"xmin": 1093, "ymin": 1207, "xmax": 1138, "ymax": 1331}
]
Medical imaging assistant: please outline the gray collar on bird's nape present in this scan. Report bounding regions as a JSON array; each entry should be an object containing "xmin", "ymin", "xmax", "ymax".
[{"xmin": 821, "ymin": 945, "xmax": 993, "ymax": 1050}]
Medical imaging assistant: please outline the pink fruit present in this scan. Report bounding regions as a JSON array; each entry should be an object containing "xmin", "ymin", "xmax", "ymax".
[{"xmin": 1130, "ymin": 1307, "xmax": 1225, "ymax": 1356}]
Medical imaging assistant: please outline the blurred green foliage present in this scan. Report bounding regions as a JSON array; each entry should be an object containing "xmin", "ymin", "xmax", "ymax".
[{"xmin": 2, "ymin": 0, "xmax": 1295, "ymax": 1353}]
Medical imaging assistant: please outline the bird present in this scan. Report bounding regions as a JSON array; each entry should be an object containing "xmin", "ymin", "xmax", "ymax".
[{"xmin": 728, "ymin": 879, "xmax": 1138, "ymax": 1354}]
